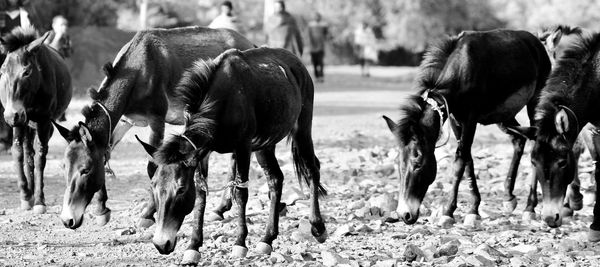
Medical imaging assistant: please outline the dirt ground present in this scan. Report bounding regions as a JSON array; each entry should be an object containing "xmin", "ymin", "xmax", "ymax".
[{"xmin": 1, "ymin": 66, "xmax": 599, "ymax": 266}]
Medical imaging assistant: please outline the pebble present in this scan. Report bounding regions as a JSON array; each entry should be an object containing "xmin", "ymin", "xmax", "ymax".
[
  {"xmin": 510, "ymin": 244, "xmax": 538, "ymax": 254},
  {"xmin": 333, "ymin": 224, "xmax": 354, "ymax": 237},
  {"xmin": 474, "ymin": 243, "xmax": 506, "ymax": 261},
  {"xmin": 403, "ymin": 244, "xmax": 424, "ymax": 262},
  {"xmin": 465, "ymin": 255, "xmax": 495, "ymax": 266},
  {"xmin": 374, "ymin": 259, "xmax": 397, "ymax": 267},
  {"xmin": 269, "ymin": 252, "xmax": 292, "ymax": 264},
  {"xmin": 321, "ymin": 250, "xmax": 346, "ymax": 267},
  {"xmin": 436, "ymin": 240, "xmax": 459, "ymax": 257}
]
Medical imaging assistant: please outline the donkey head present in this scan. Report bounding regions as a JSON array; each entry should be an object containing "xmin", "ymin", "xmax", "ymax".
[
  {"xmin": 136, "ymin": 131, "xmax": 208, "ymax": 255},
  {"xmin": 383, "ymin": 91, "xmax": 448, "ymax": 224},
  {"xmin": 531, "ymin": 105, "xmax": 579, "ymax": 228},
  {"xmin": 0, "ymin": 30, "xmax": 49, "ymax": 126},
  {"xmin": 53, "ymin": 120, "xmax": 107, "ymax": 229}
]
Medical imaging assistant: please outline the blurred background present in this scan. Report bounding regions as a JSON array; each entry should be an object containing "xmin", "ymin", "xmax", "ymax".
[{"xmin": 12, "ymin": 0, "xmax": 600, "ymax": 94}]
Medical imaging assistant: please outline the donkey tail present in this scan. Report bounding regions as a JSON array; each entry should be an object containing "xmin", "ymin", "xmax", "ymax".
[{"xmin": 291, "ymin": 142, "xmax": 327, "ymax": 197}]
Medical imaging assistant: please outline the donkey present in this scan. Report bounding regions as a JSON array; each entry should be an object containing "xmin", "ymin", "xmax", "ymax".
[
  {"xmin": 52, "ymin": 26, "xmax": 254, "ymax": 229},
  {"xmin": 383, "ymin": 29, "xmax": 551, "ymax": 227},
  {"xmin": 532, "ymin": 29, "xmax": 600, "ymax": 241},
  {"xmin": 0, "ymin": 26, "xmax": 72, "ymax": 214},
  {"xmin": 136, "ymin": 47, "xmax": 327, "ymax": 264}
]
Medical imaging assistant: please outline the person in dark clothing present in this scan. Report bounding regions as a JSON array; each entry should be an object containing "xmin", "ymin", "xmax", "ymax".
[
  {"xmin": 44, "ymin": 15, "xmax": 73, "ymax": 58},
  {"xmin": 264, "ymin": 0, "xmax": 303, "ymax": 57},
  {"xmin": 308, "ymin": 12, "xmax": 329, "ymax": 82}
]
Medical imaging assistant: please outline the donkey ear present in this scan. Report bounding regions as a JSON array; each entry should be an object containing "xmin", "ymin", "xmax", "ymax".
[
  {"xmin": 555, "ymin": 109, "xmax": 570, "ymax": 134},
  {"xmin": 135, "ymin": 135, "xmax": 157, "ymax": 157},
  {"xmin": 77, "ymin": 122, "xmax": 93, "ymax": 145},
  {"xmin": 548, "ymin": 27, "xmax": 563, "ymax": 49},
  {"xmin": 51, "ymin": 120, "xmax": 73, "ymax": 142},
  {"xmin": 183, "ymin": 107, "xmax": 192, "ymax": 128},
  {"xmin": 382, "ymin": 115, "xmax": 397, "ymax": 132},
  {"xmin": 26, "ymin": 31, "xmax": 51, "ymax": 53}
]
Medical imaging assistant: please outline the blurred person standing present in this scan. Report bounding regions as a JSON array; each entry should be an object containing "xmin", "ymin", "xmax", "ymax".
[
  {"xmin": 264, "ymin": 0, "xmax": 303, "ymax": 57},
  {"xmin": 0, "ymin": 0, "xmax": 31, "ymax": 35},
  {"xmin": 354, "ymin": 21, "xmax": 378, "ymax": 77},
  {"xmin": 44, "ymin": 15, "xmax": 73, "ymax": 58},
  {"xmin": 208, "ymin": 1, "xmax": 241, "ymax": 33},
  {"xmin": 307, "ymin": 11, "xmax": 329, "ymax": 82}
]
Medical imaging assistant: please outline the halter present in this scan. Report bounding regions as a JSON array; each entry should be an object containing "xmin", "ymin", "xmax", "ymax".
[
  {"xmin": 421, "ymin": 90, "xmax": 451, "ymax": 148},
  {"xmin": 95, "ymin": 102, "xmax": 116, "ymax": 177},
  {"xmin": 181, "ymin": 134, "xmax": 198, "ymax": 150}
]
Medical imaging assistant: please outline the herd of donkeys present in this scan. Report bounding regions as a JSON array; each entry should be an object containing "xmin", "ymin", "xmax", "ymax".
[{"xmin": 0, "ymin": 24, "xmax": 598, "ymax": 264}]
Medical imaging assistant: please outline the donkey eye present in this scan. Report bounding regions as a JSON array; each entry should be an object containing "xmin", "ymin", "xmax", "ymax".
[
  {"xmin": 176, "ymin": 187, "xmax": 186, "ymax": 195},
  {"xmin": 80, "ymin": 169, "xmax": 90, "ymax": 175},
  {"xmin": 23, "ymin": 68, "xmax": 31, "ymax": 76},
  {"xmin": 556, "ymin": 159, "xmax": 567, "ymax": 168}
]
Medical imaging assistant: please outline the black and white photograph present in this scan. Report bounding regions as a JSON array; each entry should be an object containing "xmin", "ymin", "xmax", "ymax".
[{"xmin": 0, "ymin": 0, "xmax": 599, "ymax": 266}]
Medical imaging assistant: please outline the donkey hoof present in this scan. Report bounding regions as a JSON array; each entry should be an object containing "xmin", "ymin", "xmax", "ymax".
[
  {"xmin": 502, "ymin": 198, "xmax": 518, "ymax": 214},
  {"xmin": 560, "ymin": 207, "xmax": 574, "ymax": 218},
  {"xmin": 20, "ymin": 199, "xmax": 33, "ymax": 211},
  {"xmin": 181, "ymin": 249, "xmax": 201, "ymax": 265},
  {"xmin": 95, "ymin": 210, "xmax": 111, "ymax": 226},
  {"xmin": 522, "ymin": 211, "xmax": 536, "ymax": 221},
  {"xmin": 589, "ymin": 229, "xmax": 600, "ymax": 242},
  {"xmin": 278, "ymin": 204, "xmax": 288, "ymax": 217},
  {"xmin": 569, "ymin": 196, "xmax": 583, "ymax": 211},
  {"xmin": 137, "ymin": 218, "xmax": 155, "ymax": 229},
  {"xmin": 463, "ymin": 214, "xmax": 481, "ymax": 228},
  {"xmin": 205, "ymin": 211, "xmax": 225, "ymax": 222},
  {"xmin": 255, "ymin": 242, "xmax": 272, "ymax": 255},
  {"xmin": 438, "ymin": 215, "xmax": 455, "ymax": 228},
  {"xmin": 33, "ymin": 205, "xmax": 46, "ymax": 214},
  {"xmin": 231, "ymin": 245, "xmax": 248, "ymax": 258},
  {"xmin": 313, "ymin": 228, "xmax": 328, "ymax": 243}
]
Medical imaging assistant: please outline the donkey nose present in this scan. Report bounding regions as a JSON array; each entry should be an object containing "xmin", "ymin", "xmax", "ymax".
[
  {"xmin": 63, "ymin": 218, "xmax": 75, "ymax": 229},
  {"xmin": 154, "ymin": 239, "xmax": 175, "ymax": 255},
  {"xmin": 3, "ymin": 111, "xmax": 24, "ymax": 126},
  {"xmin": 544, "ymin": 213, "xmax": 562, "ymax": 228}
]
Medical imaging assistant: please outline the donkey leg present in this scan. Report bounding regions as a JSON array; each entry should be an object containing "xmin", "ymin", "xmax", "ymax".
[
  {"xmin": 32, "ymin": 122, "xmax": 52, "ymax": 214},
  {"xmin": 13, "ymin": 126, "xmax": 31, "ymax": 210},
  {"xmin": 498, "ymin": 119, "xmax": 528, "ymax": 213},
  {"xmin": 589, "ymin": 154, "xmax": 600, "ymax": 241},
  {"xmin": 523, "ymin": 170, "xmax": 539, "ymax": 221},
  {"xmin": 441, "ymin": 121, "xmax": 477, "ymax": 228},
  {"xmin": 231, "ymin": 146, "xmax": 251, "ymax": 258},
  {"xmin": 206, "ymin": 154, "xmax": 235, "ymax": 222},
  {"xmin": 292, "ymin": 129, "xmax": 327, "ymax": 243},
  {"xmin": 92, "ymin": 185, "xmax": 111, "ymax": 226},
  {"xmin": 137, "ymin": 120, "xmax": 164, "ymax": 228},
  {"xmin": 254, "ymin": 147, "xmax": 284, "ymax": 254},
  {"xmin": 182, "ymin": 161, "xmax": 209, "ymax": 265},
  {"xmin": 563, "ymin": 139, "xmax": 585, "ymax": 218}
]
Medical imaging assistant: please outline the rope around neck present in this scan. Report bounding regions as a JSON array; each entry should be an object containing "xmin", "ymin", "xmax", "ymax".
[
  {"xmin": 181, "ymin": 134, "xmax": 198, "ymax": 150},
  {"xmin": 95, "ymin": 102, "xmax": 116, "ymax": 177},
  {"xmin": 421, "ymin": 90, "xmax": 451, "ymax": 148}
]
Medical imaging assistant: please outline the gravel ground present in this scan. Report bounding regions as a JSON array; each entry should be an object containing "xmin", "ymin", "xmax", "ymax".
[{"xmin": 1, "ymin": 69, "xmax": 598, "ymax": 267}]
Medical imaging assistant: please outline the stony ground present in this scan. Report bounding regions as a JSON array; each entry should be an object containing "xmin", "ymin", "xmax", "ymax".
[{"xmin": 0, "ymin": 67, "xmax": 599, "ymax": 266}]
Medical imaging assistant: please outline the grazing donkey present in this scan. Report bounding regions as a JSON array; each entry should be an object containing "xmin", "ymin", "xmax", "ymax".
[
  {"xmin": 383, "ymin": 29, "xmax": 551, "ymax": 227},
  {"xmin": 136, "ymin": 47, "xmax": 327, "ymax": 264},
  {"xmin": 52, "ymin": 26, "xmax": 254, "ymax": 229}
]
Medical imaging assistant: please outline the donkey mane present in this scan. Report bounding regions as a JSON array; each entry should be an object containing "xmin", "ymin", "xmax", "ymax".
[
  {"xmin": 539, "ymin": 24, "xmax": 583, "ymax": 38},
  {"xmin": 414, "ymin": 34, "xmax": 460, "ymax": 91},
  {"xmin": 0, "ymin": 26, "xmax": 38, "ymax": 53},
  {"xmin": 535, "ymin": 30, "xmax": 600, "ymax": 140},
  {"xmin": 395, "ymin": 95, "xmax": 427, "ymax": 144},
  {"xmin": 175, "ymin": 59, "xmax": 220, "ymax": 112},
  {"xmin": 155, "ymin": 50, "xmax": 241, "ymax": 165}
]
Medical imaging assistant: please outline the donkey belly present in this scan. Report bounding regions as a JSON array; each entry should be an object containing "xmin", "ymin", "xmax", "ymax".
[{"xmin": 477, "ymin": 83, "xmax": 534, "ymax": 125}]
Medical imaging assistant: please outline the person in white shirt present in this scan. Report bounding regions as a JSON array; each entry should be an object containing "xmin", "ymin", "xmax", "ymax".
[{"xmin": 208, "ymin": 1, "xmax": 240, "ymax": 33}]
